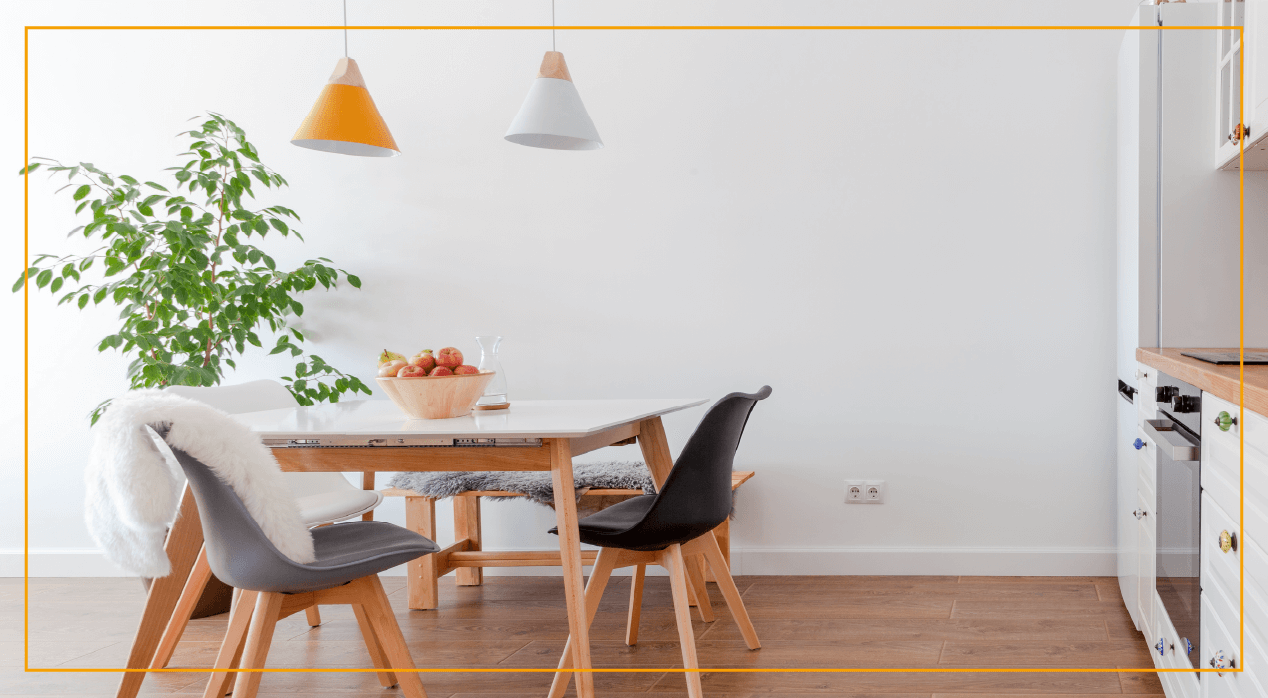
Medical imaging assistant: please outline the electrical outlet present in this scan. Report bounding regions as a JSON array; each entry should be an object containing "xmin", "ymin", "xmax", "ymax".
[{"xmin": 846, "ymin": 480, "xmax": 885, "ymax": 504}]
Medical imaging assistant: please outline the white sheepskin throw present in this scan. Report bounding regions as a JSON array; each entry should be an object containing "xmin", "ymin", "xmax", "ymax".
[{"xmin": 84, "ymin": 389, "xmax": 315, "ymax": 577}]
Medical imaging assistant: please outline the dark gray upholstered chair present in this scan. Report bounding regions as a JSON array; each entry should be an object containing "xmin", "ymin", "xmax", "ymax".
[
  {"xmin": 165, "ymin": 440, "xmax": 438, "ymax": 698},
  {"xmin": 546, "ymin": 387, "xmax": 770, "ymax": 698}
]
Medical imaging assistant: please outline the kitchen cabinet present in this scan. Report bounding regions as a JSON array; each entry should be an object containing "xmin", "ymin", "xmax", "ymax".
[{"xmin": 1217, "ymin": 0, "xmax": 1268, "ymax": 169}]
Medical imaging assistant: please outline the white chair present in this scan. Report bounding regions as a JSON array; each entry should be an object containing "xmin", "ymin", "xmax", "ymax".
[{"xmin": 150, "ymin": 379, "xmax": 383, "ymax": 669}]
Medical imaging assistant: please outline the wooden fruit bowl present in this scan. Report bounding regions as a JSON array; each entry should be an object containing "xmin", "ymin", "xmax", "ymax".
[{"xmin": 376, "ymin": 371, "xmax": 496, "ymax": 419}]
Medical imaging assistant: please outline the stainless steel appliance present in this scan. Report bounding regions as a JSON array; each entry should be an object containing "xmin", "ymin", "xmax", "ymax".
[{"xmin": 1147, "ymin": 371, "xmax": 1201, "ymax": 671}]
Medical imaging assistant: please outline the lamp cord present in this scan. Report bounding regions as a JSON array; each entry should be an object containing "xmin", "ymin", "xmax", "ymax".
[
  {"xmin": 552, "ymin": 0, "xmax": 555, "ymax": 52},
  {"xmin": 343, "ymin": 0, "xmax": 348, "ymax": 57}
]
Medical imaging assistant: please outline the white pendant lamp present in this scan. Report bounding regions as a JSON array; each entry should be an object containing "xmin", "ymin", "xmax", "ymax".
[
  {"xmin": 505, "ymin": 1, "xmax": 603, "ymax": 150},
  {"xmin": 292, "ymin": 0, "xmax": 400, "ymax": 157}
]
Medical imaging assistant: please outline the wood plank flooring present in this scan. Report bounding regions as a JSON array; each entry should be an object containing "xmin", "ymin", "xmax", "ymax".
[{"xmin": 0, "ymin": 575, "xmax": 1164, "ymax": 696}]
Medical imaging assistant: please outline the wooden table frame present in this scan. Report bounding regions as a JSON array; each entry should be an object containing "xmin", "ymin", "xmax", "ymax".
[
  {"xmin": 383, "ymin": 471, "xmax": 755, "ymax": 609},
  {"xmin": 113, "ymin": 415, "xmax": 679, "ymax": 698}
]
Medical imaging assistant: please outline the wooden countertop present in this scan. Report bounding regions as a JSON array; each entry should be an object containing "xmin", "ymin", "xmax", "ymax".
[{"xmin": 1137, "ymin": 347, "xmax": 1268, "ymax": 415}]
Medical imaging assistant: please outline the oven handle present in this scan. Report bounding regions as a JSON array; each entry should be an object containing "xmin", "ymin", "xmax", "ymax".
[{"xmin": 1143, "ymin": 419, "xmax": 1200, "ymax": 462}]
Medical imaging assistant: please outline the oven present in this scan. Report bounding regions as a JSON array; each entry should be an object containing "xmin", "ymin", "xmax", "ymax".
[{"xmin": 1147, "ymin": 371, "xmax": 1202, "ymax": 670}]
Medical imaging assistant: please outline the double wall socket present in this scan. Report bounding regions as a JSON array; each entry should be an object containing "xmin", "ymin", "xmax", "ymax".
[{"xmin": 845, "ymin": 480, "xmax": 885, "ymax": 503}]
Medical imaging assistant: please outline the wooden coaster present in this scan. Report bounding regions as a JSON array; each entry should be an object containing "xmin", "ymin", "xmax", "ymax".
[{"xmin": 473, "ymin": 403, "xmax": 510, "ymax": 411}]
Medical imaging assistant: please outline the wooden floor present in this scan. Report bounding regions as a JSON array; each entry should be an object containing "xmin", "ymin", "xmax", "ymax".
[{"xmin": 0, "ymin": 575, "xmax": 1163, "ymax": 697}]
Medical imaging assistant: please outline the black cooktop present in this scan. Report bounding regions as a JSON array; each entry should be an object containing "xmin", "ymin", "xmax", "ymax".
[{"xmin": 1181, "ymin": 351, "xmax": 1268, "ymax": 365}]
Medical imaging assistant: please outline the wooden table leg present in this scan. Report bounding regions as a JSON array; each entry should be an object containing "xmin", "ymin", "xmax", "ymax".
[
  {"xmin": 454, "ymin": 495, "xmax": 482, "ymax": 586},
  {"xmin": 549, "ymin": 438, "xmax": 594, "ymax": 698},
  {"xmin": 116, "ymin": 486, "xmax": 205, "ymax": 698},
  {"xmin": 361, "ymin": 472, "xmax": 376, "ymax": 521},
  {"xmin": 406, "ymin": 496, "xmax": 439, "ymax": 610}
]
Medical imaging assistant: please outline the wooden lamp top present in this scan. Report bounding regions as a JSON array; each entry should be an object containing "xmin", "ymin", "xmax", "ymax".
[{"xmin": 537, "ymin": 51, "xmax": 573, "ymax": 82}]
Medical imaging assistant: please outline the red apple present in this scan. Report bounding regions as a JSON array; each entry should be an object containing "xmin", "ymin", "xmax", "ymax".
[
  {"xmin": 429, "ymin": 366, "xmax": 454, "ymax": 377},
  {"xmin": 435, "ymin": 347, "xmax": 463, "ymax": 369},
  {"xmin": 377, "ymin": 360, "xmax": 407, "ymax": 377},
  {"xmin": 396, "ymin": 364, "xmax": 428, "ymax": 378},
  {"xmin": 409, "ymin": 350, "xmax": 436, "ymax": 373},
  {"xmin": 454, "ymin": 365, "xmax": 479, "ymax": 375}
]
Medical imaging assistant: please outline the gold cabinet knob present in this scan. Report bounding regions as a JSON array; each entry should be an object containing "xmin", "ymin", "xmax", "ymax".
[{"xmin": 1218, "ymin": 529, "xmax": 1238, "ymax": 554}]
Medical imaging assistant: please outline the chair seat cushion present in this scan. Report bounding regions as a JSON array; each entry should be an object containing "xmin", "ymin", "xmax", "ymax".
[
  {"xmin": 297, "ymin": 488, "xmax": 383, "ymax": 526},
  {"xmin": 548, "ymin": 495, "xmax": 674, "ymax": 550},
  {"xmin": 277, "ymin": 521, "xmax": 439, "ymax": 593}
]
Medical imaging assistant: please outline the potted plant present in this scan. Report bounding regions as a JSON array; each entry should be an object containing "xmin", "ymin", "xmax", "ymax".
[{"xmin": 17, "ymin": 113, "xmax": 370, "ymax": 421}]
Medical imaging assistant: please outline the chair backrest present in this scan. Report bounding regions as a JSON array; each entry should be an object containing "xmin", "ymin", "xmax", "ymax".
[
  {"xmin": 164, "ymin": 380, "xmax": 356, "ymax": 500},
  {"xmin": 639, "ymin": 386, "xmax": 771, "ymax": 539},
  {"xmin": 158, "ymin": 433, "xmax": 306, "ymax": 591}
]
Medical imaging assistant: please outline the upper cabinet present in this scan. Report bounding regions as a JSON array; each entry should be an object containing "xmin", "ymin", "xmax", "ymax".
[{"xmin": 1217, "ymin": 0, "xmax": 1268, "ymax": 169}]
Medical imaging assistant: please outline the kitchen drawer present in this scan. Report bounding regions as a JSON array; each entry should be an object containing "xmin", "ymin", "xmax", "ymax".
[
  {"xmin": 1204, "ymin": 579, "xmax": 1242, "ymax": 663},
  {"xmin": 1137, "ymin": 364, "xmax": 1159, "ymax": 417},
  {"xmin": 1247, "ymin": 539, "xmax": 1268, "ymax": 641},
  {"xmin": 1153, "ymin": 592, "xmax": 1200, "ymax": 698},
  {"xmin": 1204, "ymin": 436, "xmax": 1244, "ymax": 533},
  {"xmin": 1202, "ymin": 591, "xmax": 1252, "ymax": 698},
  {"xmin": 1202, "ymin": 492, "xmax": 1242, "ymax": 613},
  {"xmin": 1139, "ymin": 489, "xmax": 1157, "ymax": 639}
]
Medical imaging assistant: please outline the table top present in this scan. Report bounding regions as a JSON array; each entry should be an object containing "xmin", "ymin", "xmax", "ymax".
[{"xmin": 234, "ymin": 398, "xmax": 709, "ymax": 442}]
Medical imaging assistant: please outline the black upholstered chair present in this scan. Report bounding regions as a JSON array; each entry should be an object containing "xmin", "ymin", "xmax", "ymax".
[
  {"xmin": 162, "ymin": 436, "xmax": 438, "ymax": 698},
  {"xmin": 547, "ymin": 387, "xmax": 770, "ymax": 698}
]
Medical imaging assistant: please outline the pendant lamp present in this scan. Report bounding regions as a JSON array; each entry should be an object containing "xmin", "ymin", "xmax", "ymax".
[
  {"xmin": 292, "ymin": 1, "xmax": 400, "ymax": 157},
  {"xmin": 505, "ymin": 1, "xmax": 603, "ymax": 150}
]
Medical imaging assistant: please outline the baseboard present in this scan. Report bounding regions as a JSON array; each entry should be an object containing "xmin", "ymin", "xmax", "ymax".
[
  {"xmin": 733, "ymin": 546, "xmax": 1117, "ymax": 576},
  {"xmin": 2, "ymin": 546, "xmax": 1117, "ymax": 577}
]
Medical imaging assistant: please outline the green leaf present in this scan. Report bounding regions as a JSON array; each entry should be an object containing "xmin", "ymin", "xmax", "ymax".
[
  {"xmin": 50, "ymin": 277, "xmax": 63, "ymax": 293},
  {"xmin": 72, "ymin": 184, "xmax": 91, "ymax": 201},
  {"xmin": 346, "ymin": 274, "xmax": 361, "ymax": 289},
  {"xmin": 35, "ymin": 269, "xmax": 52, "ymax": 288},
  {"xmin": 77, "ymin": 294, "xmax": 89, "ymax": 309},
  {"xmin": 18, "ymin": 163, "xmax": 40, "ymax": 175},
  {"xmin": 145, "ymin": 181, "xmax": 168, "ymax": 191}
]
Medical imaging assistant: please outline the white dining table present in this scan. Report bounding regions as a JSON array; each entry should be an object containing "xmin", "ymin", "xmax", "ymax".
[{"xmin": 115, "ymin": 398, "xmax": 706, "ymax": 698}]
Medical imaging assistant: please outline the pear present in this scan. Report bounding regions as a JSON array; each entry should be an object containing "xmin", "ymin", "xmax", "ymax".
[{"xmin": 377, "ymin": 349, "xmax": 406, "ymax": 367}]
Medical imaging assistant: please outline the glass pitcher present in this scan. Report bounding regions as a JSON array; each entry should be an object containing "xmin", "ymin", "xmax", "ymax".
[{"xmin": 475, "ymin": 336, "xmax": 508, "ymax": 407}]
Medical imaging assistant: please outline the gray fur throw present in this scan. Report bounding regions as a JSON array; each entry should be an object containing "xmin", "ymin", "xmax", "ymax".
[{"xmin": 387, "ymin": 461, "xmax": 656, "ymax": 508}]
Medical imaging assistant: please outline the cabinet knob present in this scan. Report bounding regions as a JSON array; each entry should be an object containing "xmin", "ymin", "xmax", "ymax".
[
  {"xmin": 1219, "ymin": 529, "xmax": 1238, "ymax": 554},
  {"xmin": 1135, "ymin": 369, "xmax": 1147, "ymax": 380},
  {"xmin": 1155, "ymin": 638, "xmax": 1167, "ymax": 656},
  {"xmin": 1231, "ymin": 123, "xmax": 1249, "ymax": 144},
  {"xmin": 1210, "ymin": 649, "xmax": 1235, "ymax": 676},
  {"xmin": 1215, "ymin": 411, "xmax": 1238, "ymax": 432},
  {"xmin": 1133, "ymin": 438, "xmax": 1146, "ymax": 451},
  {"xmin": 1133, "ymin": 509, "xmax": 1147, "ymax": 520},
  {"xmin": 1182, "ymin": 638, "xmax": 1194, "ymax": 656}
]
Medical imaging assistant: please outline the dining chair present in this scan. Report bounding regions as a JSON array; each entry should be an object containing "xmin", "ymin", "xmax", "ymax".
[
  {"xmin": 158, "ymin": 433, "xmax": 439, "ymax": 698},
  {"xmin": 152, "ymin": 380, "xmax": 383, "ymax": 669},
  {"xmin": 546, "ymin": 386, "xmax": 770, "ymax": 698}
]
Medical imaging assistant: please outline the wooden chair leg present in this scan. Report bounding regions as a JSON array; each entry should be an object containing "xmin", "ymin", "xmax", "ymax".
[
  {"xmin": 352, "ymin": 602, "xmax": 398, "ymax": 688},
  {"xmin": 406, "ymin": 496, "xmax": 440, "ymax": 610},
  {"xmin": 304, "ymin": 605, "xmax": 322, "ymax": 627},
  {"xmin": 358, "ymin": 575, "xmax": 429, "ymax": 698},
  {"xmin": 152, "ymin": 543, "xmax": 213, "ymax": 669},
  {"xmin": 201, "ymin": 589, "xmax": 258, "ymax": 698},
  {"xmin": 548, "ymin": 547, "xmax": 620, "ymax": 698},
  {"xmin": 663, "ymin": 544, "xmax": 704, "ymax": 698},
  {"xmin": 697, "ymin": 531, "xmax": 760, "ymax": 650},
  {"xmin": 704, "ymin": 518, "xmax": 730, "ymax": 583},
  {"xmin": 231, "ymin": 592, "xmax": 285, "ymax": 698},
  {"xmin": 625, "ymin": 563, "xmax": 646, "ymax": 646},
  {"xmin": 684, "ymin": 555, "xmax": 714, "ymax": 622},
  {"xmin": 454, "ymin": 495, "xmax": 483, "ymax": 586}
]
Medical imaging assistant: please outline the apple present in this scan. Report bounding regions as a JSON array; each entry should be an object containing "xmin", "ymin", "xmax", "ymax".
[
  {"xmin": 429, "ymin": 366, "xmax": 454, "ymax": 377},
  {"xmin": 436, "ymin": 347, "xmax": 463, "ymax": 369},
  {"xmin": 377, "ymin": 360, "xmax": 407, "ymax": 377},
  {"xmin": 397, "ymin": 364, "xmax": 429, "ymax": 378},
  {"xmin": 454, "ymin": 365, "xmax": 479, "ymax": 375},
  {"xmin": 409, "ymin": 350, "xmax": 436, "ymax": 373},
  {"xmin": 377, "ymin": 349, "xmax": 406, "ymax": 367}
]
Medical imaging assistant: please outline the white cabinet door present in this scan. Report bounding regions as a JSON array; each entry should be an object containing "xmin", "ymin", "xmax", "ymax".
[
  {"xmin": 1216, "ymin": 0, "xmax": 1248, "ymax": 166},
  {"xmin": 1119, "ymin": 389, "xmax": 1142, "ymax": 627},
  {"xmin": 1139, "ymin": 488, "xmax": 1157, "ymax": 639},
  {"xmin": 1249, "ymin": 0, "xmax": 1268, "ymax": 140}
]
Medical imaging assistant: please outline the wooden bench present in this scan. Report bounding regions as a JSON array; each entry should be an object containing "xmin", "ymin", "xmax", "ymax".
[{"xmin": 382, "ymin": 471, "xmax": 755, "ymax": 610}]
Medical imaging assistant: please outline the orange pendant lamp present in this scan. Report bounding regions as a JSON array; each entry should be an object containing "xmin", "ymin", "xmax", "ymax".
[{"xmin": 292, "ymin": 1, "xmax": 400, "ymax": 157}]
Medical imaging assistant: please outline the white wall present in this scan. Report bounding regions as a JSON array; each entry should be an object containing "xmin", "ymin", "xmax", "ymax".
[{"xmin": 2, "ymin": 0, "xmax": 1145, "ymax": 576}]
